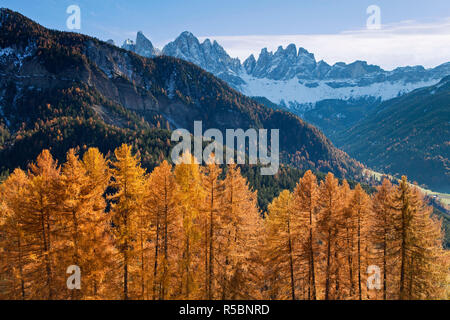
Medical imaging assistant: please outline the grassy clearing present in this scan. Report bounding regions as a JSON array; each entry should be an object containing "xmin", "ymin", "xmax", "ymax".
[{"xmin": 363, "ymin": 169, "xmax": 450, "ymax": 208}]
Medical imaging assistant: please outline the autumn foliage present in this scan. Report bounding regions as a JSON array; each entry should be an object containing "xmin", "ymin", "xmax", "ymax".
[{"xmin": 0, "ymin": 146, "xmax": 448, "ymax": 300}]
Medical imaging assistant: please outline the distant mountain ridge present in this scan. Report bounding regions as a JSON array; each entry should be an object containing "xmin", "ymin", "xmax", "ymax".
[
  {"xmin": 119, "ymin": 30, "xmax": 450, "ymax": 106},
  {"xmin": 118, "ymin": 30, "xmax": 450, "ymax": 139}
]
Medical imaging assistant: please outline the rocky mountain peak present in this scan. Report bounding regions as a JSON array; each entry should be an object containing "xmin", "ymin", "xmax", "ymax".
[
  {"xmin": 135, "ymin": 31, "xmax": 157, "ymax": 58},
  {"xmin": 285, "ymin": 44, "xmax": 297, "ymax": 56},
  {"xmin": 162, "ymin": 31, "xmax": 202, "ymax": 63},
  {"xmin": 248, "ymin": 44, "xmax": 318, "ymax": 80},
  {"xmin": 243, "ymin": 54, "xmax": 256, "ymax": 74},
  {"xmin": 162, "ymin": 31, "xmax": 241, "ymax": 79},
  {"xmin": 121, "ymin": 39, "xmax": 135, "ymax": 52},
  {"xmin": 202, "ymin": 38, "xmax": 212, "ymax": 47},
  {"xmin": 113, "ymin": 27, "xmax": 449, "ymax": 104},
  {"xmin": 179, "ymin": 30, "xmax": 196, "ymax": 39}
]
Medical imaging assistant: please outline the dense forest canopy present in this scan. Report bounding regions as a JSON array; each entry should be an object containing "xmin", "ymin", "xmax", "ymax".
[{"xmin": 0, "ymin": 146, "xmax": 448, "ymax": 300}]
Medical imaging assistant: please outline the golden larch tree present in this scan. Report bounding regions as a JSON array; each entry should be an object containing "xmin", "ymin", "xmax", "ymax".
[
  {"xmin": 220, "ymin": 163, "xmax": 260, "ymax": 299},
  {"xmin": 371, "ymin": 178, "xmax": 397, "ymax": 299},
  {"xmin": 201, "ymin": 155, "xmax": 224, "ymax": 299},
  {"xmin": 291, "ymin": 170, "xmax": 320, "ymax": 300},
  {"xmin": 317, "ymin": 172, "xmax": 343, "ymax": 300},
  {"xmin": 174, "ymin": 152, "xmax": 205, "ymax": 299},
  {"xmin": 347, "ymin": 184, "xmax": 371, "ymax": 300},
  {"xmin": 144, "ymin": 160, "xmax": 180, "ymax": 300},
  {"xmin": 81, "ymin": 147, "xmax": 117, "ymax": 299},
  {"xmin": 264, "ymin": 190, "xmax": 297, "ymax": 300},
  {"xmin": 21, "ymin": 150, "xmax": 64, "ymax": 299},
  {"xmin": 0, "ymin": 169, "xmax": 30, "ymax": 299},
  {"xmin": 109, "ymin": 144, "xmax": 146, "ymax": 300}
]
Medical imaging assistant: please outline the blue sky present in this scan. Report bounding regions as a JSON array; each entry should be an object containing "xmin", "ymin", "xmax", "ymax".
[{"xmin": 2, "ymin": 0, "xmax": 450, "ymax": 69}]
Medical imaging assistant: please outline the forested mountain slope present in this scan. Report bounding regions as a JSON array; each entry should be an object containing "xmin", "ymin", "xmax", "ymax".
[
  {"xmin": 0, "ymin": 8, "xmax": 363, "ymax": 181},
  {"xmin": 336, "ymin": 77, "xmax": 450, "ymax": 192}
]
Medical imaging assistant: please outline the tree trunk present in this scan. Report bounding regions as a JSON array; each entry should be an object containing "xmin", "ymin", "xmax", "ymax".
[
  {"xmin": 162, "ymin": 178, "xmax": 168, "ymax": 300},
  {"xmin": 140, "ymin": 232, "xmax": 145, "ymax": 300},
  {"xmin": 325, "ymin": 230, "xmax": 331, "ymax": 300},
  {"xmin": 357, "ymin": 210, "xmax": 362, "ymax": 300},
  {"xmin": 287, "ymin": 218, "xmax": 296, "ymax": 300},
  {"xmin": 153, "ymin": 212, "xmax": 160, "ymax": 300},
  {"xmin": 17, "ymin": 236, "xmax": 25, "ymax": 300},
  {"xmin": 383, "ymin": 227, "xmax": 387, "ymax": 300},
  {"xmin": 208, "ymin": 183, "xmax": 214, "ymax": 299},
  {"xmin": 399, "ymin": 192, "xmax": 407, "ymax": 300},
  {"xmin": 40, "ymin": 200, "xmax": 52, "ymax": 300},
  {"xmin": 346, "ymin": 225, "xmax": 355, "ymax": 297},
  {"xmin": 71, "ymin": 209, "xmax": 80, "ymax": 300},
  {"xmin": 309, "ymin": 206, "xmax": 316, "ymax": 300},
  {"xmin": 123, "ymin": 209, "xmax": 129, "ymax": 300}
]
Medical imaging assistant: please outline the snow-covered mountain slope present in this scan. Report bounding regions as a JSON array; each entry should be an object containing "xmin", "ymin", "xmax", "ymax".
[{"xmin": 239, "ymin": 72, "xmax": 438, "ymax": 107}]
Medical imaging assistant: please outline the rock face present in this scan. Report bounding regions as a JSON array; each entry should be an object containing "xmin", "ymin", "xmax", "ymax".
[
  {"xmin": 243, "ymin": 54, "xmax": 256, "ymax": 74},
  {"xmin": 244, "ymin": 47, "xmax": 386, "ymax": 81},
  {"xmin": 135, "ymin": 31, "xmax": 157, "ymax": 58},
  {"xmin": 121, "ymin": 39, "xmax": 135, "ymax": 52},
  {"xmin": 156, "ymin": 31, "xmax": 450, "ymax": 83},
  {"xmin": 250, "ymin": 44, "xmax": 317, "ymax": 80},
  {"xmin": 121, "ymin": 32, "xmax": 158, "ymax": 58},
  {"xmin": 239, "ymin": 44, "xmax": 449, "ymax": 84},
  {"xmin": 162, "ymin": 31, "xmax": 241, "ymax": 84}
]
